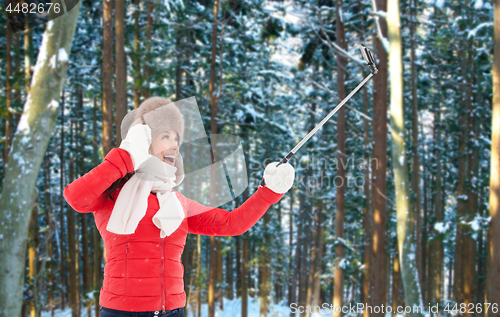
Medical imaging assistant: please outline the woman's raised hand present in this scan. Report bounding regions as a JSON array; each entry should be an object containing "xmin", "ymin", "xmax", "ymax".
[
  {"xmin": 263, "ymin": 162, "xmax": 295, "ymax": 194},
  {"xmin": 119, "ymin": 124, "xmax": 153, "ymax": 170}
]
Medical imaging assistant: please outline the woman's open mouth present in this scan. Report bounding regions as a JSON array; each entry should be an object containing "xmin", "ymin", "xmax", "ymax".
[{"xmin": 163, "ymin": 155, "xmax": 176, "ymax": 166}]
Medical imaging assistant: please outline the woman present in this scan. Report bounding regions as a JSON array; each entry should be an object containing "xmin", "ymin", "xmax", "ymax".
[{"xmin": 64, "ymin": 97, "xmax": 295, "ymax": 317}]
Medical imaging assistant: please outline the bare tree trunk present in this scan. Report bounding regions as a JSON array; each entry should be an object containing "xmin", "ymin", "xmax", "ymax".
[
  {"xmin": 312, "ymin": 204, "xmax": 324, "ymax": 306},
  {"xmin": 143, "ymin": 2, "xmax": 153, "ymax": 99},
  {"xmin": 115, "ymin": 0, "xmax": 127, "ymax": 146},
  {"xmin": 358, "ymin": 0, "xmax": 371, "ymax": 310},
  {"xmin": 433, "ymin": 106, "xmax": 444, "ymax": 311},
  {"xmin": 391, "ymin": 247, "xmax": 400, "ymax": 317},
  {"xmin": 103, "ymin": 0, "xmax": 114, "ymax": 155},
  {"xmin": 410, "ymin": 0, "xmax": 423, "ymax": 292},
  {"xmin": 68, "ymin": 125, "xmax": 78, "ymax": 317},
  {"xmin": 333, "ymin": 0, "xmax": 346, "ymax": 315},
  {"xmin": 208, "ymin": 1, "xmax": 220, "ymax": 316},
  {"xmin": 298, "ymin": 192, "xmax": 309, "ymax": 317},
  {"xmin": 236, "ymin": 235, "xmax": 242, "ymax": 298},
  {"xmin": 241, "ymin": 237, "xmax": 249, "ymax": 317},
  {"xmin": 217, "ymin": 241, "xmax": 223, "ymax": 310},
  {"xmin": 292, "ymin": 193, "xmax": 304, "ymax": 317},
  {"xmin": 486, "ymin": 0, "xmax": 500, "ymax": 312},
  {"xmin": 133, "ymin": 0, "xmax": 141, "ymax": 109},
  {"xmin": 226, "ymin": 247, "xmax": 233, "ymax": 300},
  {"xmin": 370, "ymin": 0, "xmax": 388, "ymax": 313},
  {"xmin": 60, "ymin": 92, "xmax": 67, "ymax": 310},
  {"xmin": 305, "ymin": 210, "xmax": 315, "ymax": 316},
  {"xmin": 462, "ymin": 16, "xmax": 477, "ymax": 313},
  {"xmin": 0, "ymin": 4, "xmax": 81, "ymax": 315},
  {"xmin": 259, "ymin": 213, "xmax": 270, "ymax": 317},
  {"xmin": 93, "ymin": 97, "xmax": 102, "ymax": 317},
  {"xmin": 287, "ymin": 190, "xmax": 295, "ymax": 307},
  {"xmin": 29, "ymin": 205, "xmax": 38, "ymax": 317},
  {"xmin": 24, "ymin": 19, "xmax": 34, "ymax": 95},
  {"xmin": 196, "ymin": 235, "xmax": 201, "ymax": 317},
  {"xmin": 176, "ymin": 31, "xmax": 183, "ymax": 100},
  {"xmin": 388, "ymin": 0, "xmax": 424, "ymax": 314},
  {"xmin": 4, "ymin": 18, "xmax": 13, "ymax": 172},
  {"xmin": 43, "ymin": 154, "xmax": 55, "ymax": 317}
]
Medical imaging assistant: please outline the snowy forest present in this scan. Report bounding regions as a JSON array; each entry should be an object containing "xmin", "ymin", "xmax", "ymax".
[{"xmin": 0, "ymin": 0, "xmax": 499, "ymax": 317}]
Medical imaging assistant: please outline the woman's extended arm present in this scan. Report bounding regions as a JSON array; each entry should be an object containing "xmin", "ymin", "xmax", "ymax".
[
  {"xmin": 64, "ymin": 148, "xmax": 134, "ymax": 213},
  {"xmin": 183, "ymin": 185, "xmax": 284, "ymax": 236}
]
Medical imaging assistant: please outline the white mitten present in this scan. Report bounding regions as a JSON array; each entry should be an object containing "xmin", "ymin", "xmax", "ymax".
[
  {"xmin": 263, "ymin": 162, "xmax": 295, "ymax": 194},
  {"xmin": 119, "ymin": 124, "xmax": 153, "ymax": 170}
]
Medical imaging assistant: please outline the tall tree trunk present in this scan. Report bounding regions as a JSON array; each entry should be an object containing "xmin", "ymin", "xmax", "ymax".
[
  {"xmin": 312, "ymin": 203, "xmax": 324, "ymax": 307},
  {"xmin": 43, "ymin": 152, "xmax": 54, "ymax": 317},
  {"xmin": 143, "ymin": 2, "xmax": 153, "ymax": 99},
  {"xmin": 0, "ymin": 4, "xmax": 81, "ymax": 315},
  {"xmin": 4, "ymin": 18, "xmax": 13, "ymax": 172},
  {"xmin": 133, "ymin": 0, "xmax": 141, "ymax": 109},
  {"xmin": 288, "ymin": 189, "xmax": 295, "ymax": 308},
  {"xmin": 293, "ymin": 192, "xmax": 304, "ymax": 317},
  {"xmin": 208, "ymin": 1, "xmax": 221, "ymax": 316},
  {"xmin": 391, "ymin": 247, "xmax": 400, "ymax": 317},
  {"xmin": 241, "ymin": 237, "xmax": 249, "ymax": 317},
  {"xmin": 68, "ymin": 124, "xmax": 78, "ymax": 317},
  {"xmin": 76, "ymin": 88, "xmax": 92, "ymax": 296},
  {"xmin": 176, "ymin": 31, "xmax": 183, "ymax": 100},
  {"xmin": 433, "ymin": 106, "xmax": 444, "ymax": 310},
  {"xmin": 60, "ymin": 92, "xmax": 67, "ymax": 310},
  {"xmin": 226, "ymin": 247, "xmax": 233, "ymax": 300},
  {"xmin": 298, "ymin": 194, "xmax": 310, "ymax": 317},
  {"xmin": 305, "ymin": 209, "xmax": 316, "ymax": 317},
  {"xmin": 358, "ymin": 0, "xmax": 371, "ymax": 310},
  {"xmin": 217, "ymin": 240, "xmax": 223, "ymax": 310},
  {"xmin": 370, "ymin": 0, "xmax": 388, "ymax": 313},
  {"xmin": 93, "ymin": 97, "xmax": 102, "ymax": 317},
  {"xmin": 29, "ymin": 205, "xmax": 38, "ymax": 317},
  {"xmin": 486, "ymin": 0, "xmax": 500, "ymax": 313},
  {"xmin": 25, "ymin": 18, "xmax": 34, "ymax": 95},
  {"xmin": 115, "ymin": 0, "xmax": 127, "ymax": 146},
  {"xmin": 196, "ymin": 235, "xmax": 202, "ymax": 317},
  {"xmin": 236, "ymin": 235, "xmax": 242, "ymax": 298},
  {"xmin": 103, "ymin": 0, "xmax": 114, "ymax": 155},
  {"xmin": 388, "ymin": 0, "xmax": 424, "ymax": 314},
  {"xmin": 462, "ymin": 14, "xmax": 477, "ymax": 312},
  {"xmin": 260, "ymin": 213, "xmax": 270, "ymax": 317},
  {"xmin": 333, "ymin": 0, "xmax": 346, "ymax": 315},
  {"xmin": 454, "ymin": 23, "xmax": 470, "ymax": 307},
  {"xmin": 410, "ymin": 0, "xmax": 423, "ymax": 292}
]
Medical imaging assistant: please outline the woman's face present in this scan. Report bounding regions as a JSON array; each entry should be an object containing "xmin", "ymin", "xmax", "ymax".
[{"xmin": 149, "ymin": 129, "xmax": 180, "ymax": 166}]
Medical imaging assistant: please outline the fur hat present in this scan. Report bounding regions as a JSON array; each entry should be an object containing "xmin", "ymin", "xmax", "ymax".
[{"xmin": 121, "ymin": 96, "xmax": 185, "ymax": 186}]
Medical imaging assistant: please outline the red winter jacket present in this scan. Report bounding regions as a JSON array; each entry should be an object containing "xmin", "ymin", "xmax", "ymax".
[{"xmin": 63, "ymin": 148, "xmax": 284, "ymax": 312}]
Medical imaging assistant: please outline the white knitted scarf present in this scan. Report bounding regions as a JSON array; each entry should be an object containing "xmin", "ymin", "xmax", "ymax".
[{"xmin": 107, "ymin": 156, "xmax": 184, "ymax": 238}]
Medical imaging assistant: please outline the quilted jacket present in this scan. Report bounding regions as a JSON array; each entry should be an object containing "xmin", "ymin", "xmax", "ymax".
[{"xmin": 63, "ymin": 148, "xmax": 284, "ymax": 312}]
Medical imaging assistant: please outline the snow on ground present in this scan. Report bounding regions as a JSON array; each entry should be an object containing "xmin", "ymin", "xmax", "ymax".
[{"xmin": 41, "ymin": 295, "xmax": 434, "ymax": 317}]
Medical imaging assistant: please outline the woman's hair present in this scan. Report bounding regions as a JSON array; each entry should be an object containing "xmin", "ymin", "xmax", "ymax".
[{"xmin": 105, "ymin": 171, "xmax": 136, "ymax": 201}]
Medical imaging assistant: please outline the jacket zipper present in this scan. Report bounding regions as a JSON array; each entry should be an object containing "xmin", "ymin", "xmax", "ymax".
[
  {"xmin": 126, "ymin": 242, "xmax": 129, "ymax": 292},
  {"xmin": 160, "ymin": 237, "xmax": 165, "ymax": 313}
]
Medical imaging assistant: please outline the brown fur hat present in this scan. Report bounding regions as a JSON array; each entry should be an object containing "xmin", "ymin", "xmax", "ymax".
[{"xmin": 121, "ymin": 96, "xmax": 185, "ymax": 186}]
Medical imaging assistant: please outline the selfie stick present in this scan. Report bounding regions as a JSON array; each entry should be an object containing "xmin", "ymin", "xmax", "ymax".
[{"xmin": 260, "ymin": 44, "xmax": 378, "ymax": 187}]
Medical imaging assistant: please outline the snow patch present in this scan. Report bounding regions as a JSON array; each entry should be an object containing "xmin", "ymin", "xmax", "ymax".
[
  {"xmin": 434, "ymin": 222, "xmax": 448, "ymax": 233},
  {"xmin": 468, "ymin": 22, "xmax": 493, "ymax": 39},
  {"xmin": 435, "ymin": 0, "xmax": 444, "ymax": 8},
  {"xmin": 338, "ymin": 258, "xmax": 348, "ymax": 269},
  {"xmin": 58, "ymin": 48, "xmax": 68, "ymax": 62},
  {"xmin": 399, "ymin": 155, "xmax": 404, "ymax": 166},
  {"xmin": 49, "ymin": 54, "xmax": 57, "ymax": 70},
  {"xmin": 47, "ymin": 100, "xmax": 59, "ymax": 111}
]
